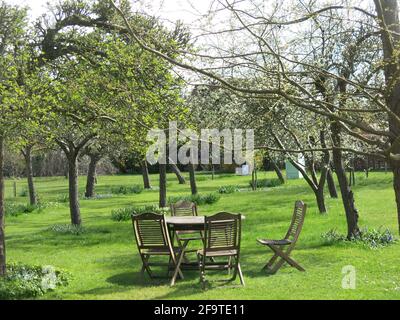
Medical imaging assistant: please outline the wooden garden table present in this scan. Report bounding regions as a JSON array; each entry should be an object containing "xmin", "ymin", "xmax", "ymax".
[
  {"xmin": 166, "ymin": 216, "xmax": 206, "ymax": 231},
  {"xmin": 165, "ymin": 215, "xmax": 245, "ymax": 286},
  {"xmin": 166, "ymin": 215, "xmax": 245, "ymax": 229}
]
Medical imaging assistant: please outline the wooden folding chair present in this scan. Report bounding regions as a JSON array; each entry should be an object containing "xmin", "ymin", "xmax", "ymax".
[
  {"xmin": 197, "ymin": 212, "xmax": 245, "ymax": 289},
  {"xmin": 257, "ymin": 201, "xmax": 307, "ymax": 274},
  {"xmin": 170, "ymin": 201, "xmax": 204, "ymax": 258},
  {"xmin": 132, "ymin": 212, "xmax": 183, "ymax": 285},
  {"xmin": 170, "ymin": 200, "xmax": 198, "ymax": 218}
]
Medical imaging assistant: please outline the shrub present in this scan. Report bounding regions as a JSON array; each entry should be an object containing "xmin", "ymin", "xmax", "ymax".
[
  {"xmin": 82, "ymin": 193, "xmax": 114, "ymax": 200},
  {"xmin": 5, "ymin": 200, "xmax": 61, "ymax": 217},
  {"xmin": 37, "ymin": 201, "xmax": 62, "ymax": 210},
  {"xmin": 321, "ymin": 227, "xmax": 397, "ymax": 249},
  {"xmin": 56, "ymin": 194, "xmax": 69, "ymax": 203},
  {"xmin": 321, "ymin": 229, "xmax": 347, "ymax": 243},
  {"xmin": 111, "ymin": 205, "xmax": 170, "ymax": 222},
  {"xmin": 19, "ymin": 188, "xmax": 28, "ymax": 197},
  {"xmin": 0, "ymin": 263, "xmax": 69, "ymax": 300},
  {"xmin": 5, "ymin": 203, "xmax": 40, "ymax": 217},
  {"xmin": 109, "ymin": 185, "xmax": 143, "ymax": 195},
  {"xmin": 356, "ymin": 227, "xmax": 397, "ymax": 248},
  {"xmin": 195, "ymin": 175, "xmax": 210, "ymax": 181},
  {"xmin": 111, "ymin": 207, "xmax": 135, "ymax": 221},
  {"xmin": 23, "ymin": 204, "xmax": 38, "ymax": 213},
  {"xmin": 169, "ymin": 193, "xmax": 220, "ymax": 206},
  {"xmin": 249, "ymin": 178, "xmax": 283, "ymax": 189},
  {"xmin": 218, "ymin": 185, "xmax": 240, "ymax": 194},
  {"xmin": 131, "ymin": 185, "xmax": 144, "ymax": 194},
  {"xmin": 48, "ymin": 224, "xmax": 86, "ymax": 235}
]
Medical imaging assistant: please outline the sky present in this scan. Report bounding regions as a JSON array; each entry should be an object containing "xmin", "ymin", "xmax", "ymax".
[
  {"xmin": 5, "ymin": 0, "xmax": 214, "ymax": 24},
  {"xmin": 4, "ymin": 0, "xmax": 376, "ymax": 84}
]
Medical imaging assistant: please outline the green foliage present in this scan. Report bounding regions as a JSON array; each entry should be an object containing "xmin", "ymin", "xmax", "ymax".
[
  {"xmin": 249, "ymin": 178, "xmax": 283, "ymax": 189},
  {"xmin": 321, "ymin": 229, "xmax": 347, "ymax": 242},
  {"xmin": 109, "ymin": 185, "xmax": 143, "ymax": 195},
  {"xmin": 19, "ymin": 188, "xmax": 28, "ymax": 197},
  {"xmin": 111, "ymin": 204, "xmax": 170, "ymax": 222},
  {"xmin": 5, "ymin": 200, "xmax": 62, "ymax": 217},
  {"xmin": 58, "ymin": 193, "xmax": 114, "ymax": 202},
  {"xmin": 5, "ymin": 203, "xmax": 40, "ymax": 216},
  {"xmin": 56, "ymin": 194, "xmax": 69, "ymax": 203},
  {"xmin": 321, "ymin": 227, "xmax": 398, "ymax": 249},
  {"xmin": 0, "ymin": 263, "xmax": 69, "ymax": 300},
  {"xmin": 82, "ymin": 193, "xmax": 114, "ymax": 200},
  {"xmin": 169, "ymin": 193, "xmax": 221, "ymax": 205},
  {"xmin": 37, "ymin": 201, "xmax": 62, "ymax": 210},
  {"xmin": 110, "ymin": 207, "xmax": 136, "ymax": 222},
  {"xmin": 218, "ymin": 185, "xmax": 240, "ymax": 194},
  {"xmin": 195, "ymin": 175, "xmax": 211, "ymax": 181},
  {"xmin": 47, "ymin": 224, "xmax": 86, "ymax": 235}
]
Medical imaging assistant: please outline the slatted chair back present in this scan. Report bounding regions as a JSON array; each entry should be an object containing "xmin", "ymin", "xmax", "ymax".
[
  {"xmin": 203, "ymin": 212, "xmax": 241, "ymax": 253},
  {"xmin": 170, "ymin": 200, "xmax": 198, "ymax": 217},
  {"xmin": 284, "ymin": 201, "xmax": 307, "ymax": 243},
  {"xmin": 132, "ymin": 212, "xmax": 172, "ymax": 251}
]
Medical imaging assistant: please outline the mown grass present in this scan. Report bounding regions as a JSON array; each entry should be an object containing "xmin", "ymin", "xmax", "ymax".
[{"xmin": 3, "ymin": 171, "xmax": 400, "ymax": 300}]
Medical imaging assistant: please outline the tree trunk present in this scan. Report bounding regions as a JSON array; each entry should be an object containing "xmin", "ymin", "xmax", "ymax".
[
  {"xmin": 85, "ymin": 155, "xmax": 99, "ymax": 198},
  {"xmin": 348, "ymin": 170, "xmax": 352, "ymax": 187},
  {"xmin": 270, "ymin": 158, "xmax": 285, "ymax": 184},
  {"xmin": 170, "ymin": 163, "xmax": 185, "ymax": 184},
  {"xmin": 251, "ymin": 167, "xmax": 257, "ymax": 191},
  {"xmin": 68, "ymin": 154, "xmax": 81, "ymax": 225},
  {"xmin": 286, "ymin": 153, "xmax": 328, "ymax": 214},
  {"xmin": 159, "ymin": 163, "xmax": 167, "ymax": 207},
  {"xmin": 393, "ymin": 166, "xmax": 400, "ymax": 234},
  {"xmin": 326, "ymin": 169, "xmax": 338, "ymax": 198},
  {"xmin": 320, "ymin": 131, "xmax": 337, "ymax": 198},
  {"xmin": 64, "ymin": 164, "xmax": 69, "ymax": 179},
  {"xmin": 188, "ymin": 164, "xmax": 198, "ymax": 195},
  {"xmin": 315, "ymin": 188, "xmax": 327, "ymax": 214},
  {"xmin": 331, "ymin": 122, "xmax": 360, "ymax": 239},
  {"xmin": 0, "ymin": 136, "xmax": 6, "ymax": 276},
  {"xmin": 253, "ymin": 161, "xmax": 258, "ymax": 190},
  {"xmin": 374, "ymin": 0, "xmax": 400, "ymax": 234},
  {"xmin": 141, "ymin": 161, "xmax": 151, "ymax": 189},
  {"xmin": 349, "ymin": 168, "xmax": 355, "ymax": 186},
  {"xmin": 22, "ymin": 145, "xmax": 37, "ymax": 205}
]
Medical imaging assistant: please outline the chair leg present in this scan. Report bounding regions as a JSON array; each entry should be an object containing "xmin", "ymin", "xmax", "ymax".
[
  {"xmin": 140, "ymin": 254, "xmax": 153, "ymax": 278},
  {"xmin": 267, "ymin": 245, "xmax": 305, "ymax": 273},
  {"xmin": 230, "ymin": 256, "xmax": 239, "ymax": 281},
  {"xmin": 280, "ymin": 255, "xmax": 305, "ymax": 272},
  {"xmin": 237, "ymin": 262, "xmax": 245, "ymax": 286},
  {"xmin": 231, "ymin": 256, "xmax": 245, "ymax": 286},
  {"xmin": 268, "ymin": 257, "xmax": 286, "ymax": 274},
  {"xmin": 228, "ymin": 256, "xmax": 232, "ymax": 275},
  {"xmin": 262, "ymin": 253, "xmax": 279, "ymax": 271},
  {"xmin": 197, "ymin": 253, "xmax": 206, "ymax": 290}
]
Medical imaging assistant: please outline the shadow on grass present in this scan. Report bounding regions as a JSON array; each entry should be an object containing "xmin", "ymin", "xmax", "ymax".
[
  {"xmin": 75, "ymin": 270, "xmax": 199, "ymax": 298},
  {"xmin": 73, "ymin": 243, "xmax": 338, "ymax": 299},
  {"xmin": 6, "ymin": 224, "xmax": 135, "ymax": 251}
]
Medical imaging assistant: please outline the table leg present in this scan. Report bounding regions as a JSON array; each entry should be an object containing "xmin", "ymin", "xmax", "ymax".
[{"xmin": 170, "ymin": 239, "xmax": 190, "ymax": 286}]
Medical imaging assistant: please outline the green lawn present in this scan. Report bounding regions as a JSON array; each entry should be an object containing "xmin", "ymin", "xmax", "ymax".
[{"xmin": 3, "ymin": 171, "xmax": 400, "ymax": 300}]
